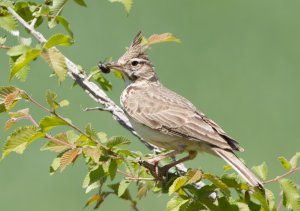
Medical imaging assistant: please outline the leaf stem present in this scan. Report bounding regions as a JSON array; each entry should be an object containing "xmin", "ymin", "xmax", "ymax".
[{"xmin": 264, "ymin": 167, "xmax": 300, "ymax": 184}]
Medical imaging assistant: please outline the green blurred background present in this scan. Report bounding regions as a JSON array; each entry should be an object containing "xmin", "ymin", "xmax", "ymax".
[{"xmin": 1, "ymin": 0, "xmax": 300, "ymax": 210}]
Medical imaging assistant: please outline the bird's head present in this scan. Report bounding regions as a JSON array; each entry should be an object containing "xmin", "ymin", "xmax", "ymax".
[{"xmin": 105, "ymin": 32, "xmax": 158, "ymax": 84}]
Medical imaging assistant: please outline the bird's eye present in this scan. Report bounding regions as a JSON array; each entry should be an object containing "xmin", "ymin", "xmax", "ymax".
[{"xmin": 131, "ymin": 60, "xmax": 139, "ymax": 66}]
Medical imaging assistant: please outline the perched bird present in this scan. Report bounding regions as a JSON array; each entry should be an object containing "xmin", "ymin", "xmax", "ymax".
[{"xmin": 104, "ymin": 32, "xmax": 263, "ymax": 189}]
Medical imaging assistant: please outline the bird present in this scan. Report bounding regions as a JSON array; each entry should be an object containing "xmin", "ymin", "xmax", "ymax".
[{"xmin": 102, "ymin": 31, "xmax": 263, "ymax": 189}]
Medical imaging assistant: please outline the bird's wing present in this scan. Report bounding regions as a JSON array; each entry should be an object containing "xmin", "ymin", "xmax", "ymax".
[{"xmin": 123, "ymin": 83, "xmax": 243, "ymax": 152}]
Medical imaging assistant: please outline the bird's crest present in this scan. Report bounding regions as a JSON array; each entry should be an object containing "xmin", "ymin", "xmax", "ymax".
[{"xmin": 118, "ymin": 31, "xmax": 149, "ymax": 64}]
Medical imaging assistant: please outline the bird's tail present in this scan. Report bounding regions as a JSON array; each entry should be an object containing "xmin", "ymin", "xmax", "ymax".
[{"xmin": 212, "ymin": 147, "xmax": 264, "ymax": 190}]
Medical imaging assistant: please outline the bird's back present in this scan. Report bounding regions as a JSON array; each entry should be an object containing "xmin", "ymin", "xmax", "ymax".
[{"xmin": 121, "ymin": 81, "xmax": 243, "ymax": 152}]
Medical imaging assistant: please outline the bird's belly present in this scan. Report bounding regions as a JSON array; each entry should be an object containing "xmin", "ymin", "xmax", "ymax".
[{"xmin": 130, "ymin": 119, "xmax": 206, "ymax": 151}]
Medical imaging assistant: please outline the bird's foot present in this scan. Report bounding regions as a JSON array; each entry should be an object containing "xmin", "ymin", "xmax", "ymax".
[{"xmin": 137, "ymin": 158, "xmax": 168, "ymax": 181}]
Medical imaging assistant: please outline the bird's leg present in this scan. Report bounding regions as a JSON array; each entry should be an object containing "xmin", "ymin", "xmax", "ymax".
[
  {"xmin": 139, "ymin": 149, "xmax": 184, "ymax": 180},
  {"xmin": 160, "ymin": 151, "xmax": 197, "ymax": 177},
  {"xmin": 147, "ymin": 150, "xmax": 183, "ymax": 165},
  {"xmin": 147, "ymin": 150, "xmax": 183, "ymax": 179}
]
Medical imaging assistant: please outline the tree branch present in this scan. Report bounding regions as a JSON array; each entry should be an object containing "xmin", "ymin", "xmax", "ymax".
[
  {"xmin": 7, "ymin": 6, "xmax": 153, "ymax": 149},
  {"xmin": 7, "ymin": 6, "xmax": 210, "ymax": 192},
  {"xmin": 264, "ymin": 167, "xmax": 300, "ymax": 184}
]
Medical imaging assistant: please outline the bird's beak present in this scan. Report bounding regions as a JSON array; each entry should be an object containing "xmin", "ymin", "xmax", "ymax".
[{"xmin": 107, "ymin": 61, "xmax": 123, "ymax": 72}]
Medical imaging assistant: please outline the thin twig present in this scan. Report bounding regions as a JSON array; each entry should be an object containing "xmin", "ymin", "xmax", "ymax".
[
  {"xmin": 117, "ymin": 169, "xmax": 133, "ymax": 178},
  {"xmin": 29, "ymin": 17, "xmax": 37, "ymax": 28},
  {"xmin": 276, "ymin": 191, "xmax": 283, "ymax": 211},
  {"xmin": 125, "ymin": 177, "xmax": 154, "ymax": 181},
  {"xmin": 26, "ymin": 94, "xmax": 98, "ymax": 146},
  {"xmin": 0, "ymin": 45, "xmax": 10, "ymax": 49},
  {"xmin": 131, "ymin": 203, "xmax": 140, "ymax": 211},
  {"xmin": 264, "ymin": 167, "xmax": 300, "ymax": 184},
  {"xmin": 26, "ymin": 115, "xmax": 74, "ymax": 148}
]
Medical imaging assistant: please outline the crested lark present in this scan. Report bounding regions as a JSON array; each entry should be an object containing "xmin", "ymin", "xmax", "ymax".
[{"xmin": 102, "ymin": 32, "xmax": 263, "ymax": 189}]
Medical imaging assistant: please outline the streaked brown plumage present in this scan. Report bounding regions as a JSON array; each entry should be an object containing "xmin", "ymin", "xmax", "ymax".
[{"xmin": 107, "ymin": 31, "xmax": 263, "ymax": 189}]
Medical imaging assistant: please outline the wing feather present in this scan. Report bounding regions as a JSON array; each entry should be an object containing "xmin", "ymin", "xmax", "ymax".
[{"xmin": 122, "ymin": 82, "xmax": 243, "ymax": 151}]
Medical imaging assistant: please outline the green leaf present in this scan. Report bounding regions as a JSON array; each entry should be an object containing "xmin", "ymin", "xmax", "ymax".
[
  {"xmin": 84, "ymin": 194, "xmax": 104, "ymax": 209},
  {"xmin": 221, "ymin": 173, "xmax": 244, "ymax": 190},
  {"xmin": 203, "ymin": 173, "xmax": 230, "ymax": 197},
  {"xmin": 83, "ymin": 165, "xmax": 106, "ymax": 193},
  {"xmin": 252, "ymin": 189, "xmax": 270, "ymax": 211},
  {"xmin": 58, "ymin": 99, "xmax": 69, "ymax": 107},
  {"xmin": 34, "ymin": 4, "xmax": 50, "ymax": 17},
  {"xmin": 137, "ymin": 183, "xmax": 148, "ymax": 199},
  {"xmin": 9, "ymin": 56, "xmax": 29, "ymax": 81},
  {"xmin": 252, "ymin": 162, "xmax": 268, "ymax": 180},
  {"xmin": 118, "ymin": 180, "xmax": 130, "ymax": 197},
  {"xmin": 50, "ymin": 157, "xmax": 61, "ymax": 175},
  {"xmin": 278, "ymin": 156, "xmax": 291, "ymax": 171},
  {"xmin": 2, "ymin": 126, "xmax": 43, "ymax": 159},
  {"xmin": 41, "ymin": 140, "xmax": 71, "ymax": 152},
  {"xmin": 42, "ymin": 48, "xmax": 67, "ymax": 81},
  {"xmin": 290, "ymin": 152, "xmax": 300, "ymax": 168},
  {"xmin": 109, "ymin": 183, "xmax": 133, "ymax": 201},
  {"xmin": 9, "ymin": 57, "xmax": 29, "ymax": 82},
  {"xmin": 83, "ymin": 147, "xmax": 101, "ymax": 163},
  {"xmin": 91, "ymin": 69, "xmax": 112, "ymax": 91},
  {"xmin": 55, "ymin": 16, "xmax": 73, "ymax": 37},
  {"xmin": 235, "ymin": 202, "xmax": 251, "ymax": 211},
  {"xmin": 10, "ymin": 48, "xmax": 41, "ymax": 80},
  {"xmin": 60, "ymin": 148, "xmax": 80, "ymax": 171},
  {"xmin": 0, "ymin": 36, "xmax": 6, "ymax": 45},
  {"xmin": 15, "ymin": 64, "xmax": 30, "ymax": 82},
  {"xmin": 106, "ymin": 136, "xmax": 131, "ymax": 148},
  {"xmin": 279, "ymin": 178, "xmax": 300, "ymax": 211},
  {"xmin": 0, "ymin": 86, "xmax": 22, "ymax": 111},
  {"xmin": 9, "ymin": 108, "xmax": 29, "ymax": 118},
  {"xmin": 0, "ymin": 0, "xmax": 13, "ymax": 7},
  {"xmin": 85, "ymin": 123, "xmax": 98, "ymax": 140},
  {"xmin": 108, "ymin": 158, "xmax": 118, "ymax": 180},
  {"xmin": 186, "ymin": 169, "xmax": 202, "ymax": 184},
  {"xmin": 39, "ymin": 115, "xmax": 69, "ymax": 132},
  {"xmin": 49, "ymin": 0, "xmax": 68, "ymax": 28},
  {"xmin": 109, "ymin": 0, "xmax": 133, "ymax": 14},
  {"xmin": 19, "ymin": 37, "xmax": 32, "ymax": 46},
  {"xmin": 73, "ymin": 0, "xmax": 87, "ymax": 7},
  {"xmin": 218, "ymin": 197, "xmax": 240, "ymax": 211},
  {"xmin": 0, "ymin": 86, "xmax": 19, "ymax": 104},
  {"xmin": 223, "ymin": 164, "xmax": 232, "ymax": 172},
  {"xmin": 97, "ymin": 132, "xmax": 108, "ymax": 143},
  {"xmin": 146, "ymin": 33, "xmax": 180, "ymax": 46},
  {"xmin": 44, "ymin": 33, "xmax": 73, "ymax": 49},
  {"xmin": 265, "ymin": 188, "xmax": 276, "ymax": 210},
  {"xmin": 7, "ymin": 45, "xmax": 30, "ymax": 56},
  {"xmin": 0, "ymin": 11, "xmax": 18, "ymax": 34},
  {"xmin": 113, "ymin": 69, "xmax": 123, "ymax": 79},
  {"xmin": 13, "ymin": 1, "xmax": 34, "ymax": 22},
  {"xmin": 169, "ymin": 176, "xmax": 188, "ymax": 195},
  {"xmin": 0, "ymin": 104, "xmax": 6, "ymax": 113},
  {"xmin": 45, "ymin": 89, "xmax": 58, "ymax": 110},
  {"xmin": 5, "ymin": 108, "xmax": 30, "ymax": 130},
  {"xmin": 166, "ymin": 196, "xmax": 189, "ymax": 211},
  {"xmin": 41, "ymin": 133, "xmax": 71, "ymax": 152}
]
